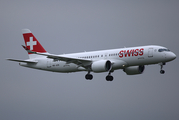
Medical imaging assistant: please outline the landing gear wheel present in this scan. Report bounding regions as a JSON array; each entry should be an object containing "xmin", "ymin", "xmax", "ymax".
[
  {"xmin": 159, "ymin": 62, "xmax": 166, "ymax": 74},
  {"xmin": 106, "ymin": 75, "xmax": 113, "ymax": 81},
  {"xmin": 160, "ymin": 70, "xmax": 165, "ymax": 74},
  {"xmin": 85, "ymin": 74, "xmax": 93, "ymax": 80}
]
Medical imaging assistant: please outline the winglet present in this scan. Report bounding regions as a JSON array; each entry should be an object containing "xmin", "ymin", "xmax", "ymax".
[
  {"xmin": 22, "ymin": 45, "xmax": 29, "ymax": 50},
  {"xmin": 22, "ymin": 45, "xmax": 37, "ymax": 54}
]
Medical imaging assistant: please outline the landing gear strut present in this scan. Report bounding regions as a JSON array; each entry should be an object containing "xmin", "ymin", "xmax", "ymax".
[
  {"xmin": 159, "ymin": 62, "xmax": 165, "ymax": 74},
  {"xmin": 85, "ymin": 71, "xmax": 93, "ymax": 80},
  {"xmin": 106, "ymin": 70, "xmax": 114, "ymax": 81}
]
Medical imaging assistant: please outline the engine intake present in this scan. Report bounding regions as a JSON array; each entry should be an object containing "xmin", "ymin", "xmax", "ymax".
[
  {"xmin": 91, "ymin": 60, "xmax": 111, "ymax": 72},
  {"xmin": 123, "ymin": 65, "xmax": 145, "ymax": 75}
]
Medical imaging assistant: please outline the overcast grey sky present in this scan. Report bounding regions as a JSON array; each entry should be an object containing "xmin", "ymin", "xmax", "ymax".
[{"xmin": 1, "ymin": 1, "xmax": 179, "ymax": 120}]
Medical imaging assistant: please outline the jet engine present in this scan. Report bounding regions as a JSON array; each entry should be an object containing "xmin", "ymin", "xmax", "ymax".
[
  {"xmin": 91, "ymin": 60, "xmax": 111, "ymax": 72},
  {"xmin": 123, "ymin": 65, "xmax": 145, "ymax": 75}
]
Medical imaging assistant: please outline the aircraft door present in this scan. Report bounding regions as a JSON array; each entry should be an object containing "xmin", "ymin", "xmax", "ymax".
[{"xmin": 148, "ymin": 48, "xmax": 153, "ymax": 57}]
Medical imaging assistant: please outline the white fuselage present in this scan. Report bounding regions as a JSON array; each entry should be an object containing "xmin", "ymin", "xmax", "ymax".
[
  {"xmin": 19, "ymin": 45, "xmax": 176, "ymax": 73},
  {"xmin": 7, "ymin": 29, "xmax": 176, "ymax": 81}
]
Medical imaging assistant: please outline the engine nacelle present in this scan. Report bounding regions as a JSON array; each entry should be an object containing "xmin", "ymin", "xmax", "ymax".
[
  {"xmin": 123, "ymin": 65, "xmax": 145, "ymax": 75},
  {"xmin": 91, "ymin": 60, "xmax": 111, "ymax": 72}
]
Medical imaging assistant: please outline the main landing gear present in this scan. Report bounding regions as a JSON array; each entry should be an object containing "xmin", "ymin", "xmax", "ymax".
[
  {"xmin": 85, "ymin": 71, "xmax": 114, "ymax": 81},
  {"xmin": 85, "ymin": 71, "xmax": 93, "ymax": 80},
  {"xmin": 159, "ymin": 62, "xmax": 165, "ymax": 74},
  {"xmin": 106, "ymin": 70, "xmax": 114, "ymax": 81}
]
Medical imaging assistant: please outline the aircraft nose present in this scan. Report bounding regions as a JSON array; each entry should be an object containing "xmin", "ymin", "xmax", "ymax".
[{"xmin": 168, "ymin": 52, "xmax": 176, "ymax": 61}]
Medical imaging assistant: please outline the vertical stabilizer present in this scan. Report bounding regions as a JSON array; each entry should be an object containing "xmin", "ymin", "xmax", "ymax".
[{"xmin": 22, "ymin": 29, "xmax": 47, "ymax": 59}]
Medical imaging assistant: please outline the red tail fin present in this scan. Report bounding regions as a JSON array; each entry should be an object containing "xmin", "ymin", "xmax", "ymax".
[{"xmin": 22, "ymin": 29, "xmax": 47, "ymax": 54}]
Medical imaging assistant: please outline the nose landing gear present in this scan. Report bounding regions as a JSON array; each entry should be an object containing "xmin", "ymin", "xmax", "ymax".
[
  {"xmin": 159, "ymin": 62, "xmax": 166, "ymax": 74},
  {"xmin": 160, "ymin": 70, "xmax": 165, "ymax": 74}
]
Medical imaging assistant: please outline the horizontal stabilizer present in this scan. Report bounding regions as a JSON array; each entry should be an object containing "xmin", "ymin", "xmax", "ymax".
[{"xmin": 7, "ymin": 58, "xmax": 38, "ymax": 63}]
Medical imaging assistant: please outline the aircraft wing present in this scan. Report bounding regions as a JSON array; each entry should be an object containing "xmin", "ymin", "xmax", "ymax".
[
  {"xmin": 22, "ymin": 45, "xmax": 92, "ymax": 67},
  {"xmin": 45, "ymin": 53, "xmax": 91, "ymax": 66},
  {"xmin": 7, "ymin": 58, "xmax": 38, "ymax": 63}
]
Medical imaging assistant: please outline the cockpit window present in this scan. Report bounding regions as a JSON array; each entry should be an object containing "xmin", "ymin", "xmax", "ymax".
[{"xmin": 158, "ymin": 48, "xmax": 170, "ymax": 52}]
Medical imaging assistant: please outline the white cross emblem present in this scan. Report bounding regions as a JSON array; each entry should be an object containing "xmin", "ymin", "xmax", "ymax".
[{"xmin": 27, "ymin": 37, "xmax": 37, "ymax": 50}]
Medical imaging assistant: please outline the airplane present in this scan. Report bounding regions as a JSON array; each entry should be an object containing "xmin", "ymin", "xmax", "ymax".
[{"xmin": 7, "ymin": 29, "xmax": 176, "ymax": 81}]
